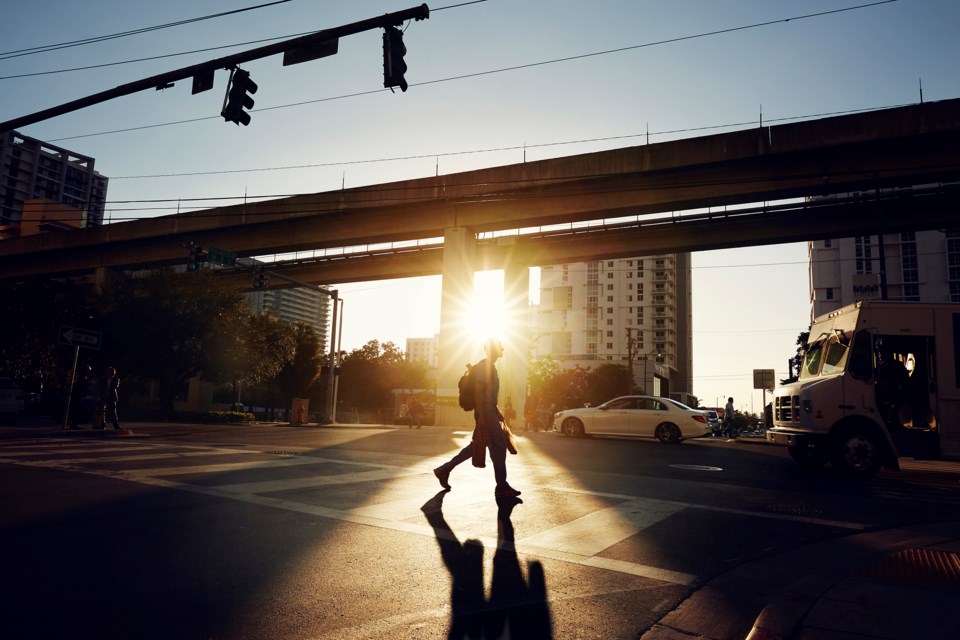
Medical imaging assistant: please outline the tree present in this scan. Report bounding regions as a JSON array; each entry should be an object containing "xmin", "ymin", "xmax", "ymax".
[
  {"xmin": 334, "ymin": 340, "xmax": 428, "ymax": 411},
  {"xmin": 585, "ymin": 363, "xmax": 632, "ymax": 406},
  {"xmin": 97, "ymin": 269, "xmax": 254, "ymax": 412},
  {"xmin": 0, "ymin": 280, "xmax": 93, "ymax": 392},
  {"xmin": 274, "ymin": 322, "xmax": 324, "ymax": 402},
  {"xmin": 782, "ymin": 330, "xmax": 810, "ymax": 384}
]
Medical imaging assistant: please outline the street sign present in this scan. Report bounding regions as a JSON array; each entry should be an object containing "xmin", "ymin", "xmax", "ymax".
[
  {"xmin": 283, "ymin": 38, "xmax": 339, "ymax": 66},
  {"xmin": 59, "ymin": 325, "xmax": 102, "ymax": 350},
  {"xmin": 753, "ymin": 368, "xmax": 776, "ymax": 390},
  {"xmin": 207, "ymin": 246, "xmax": 237, "ymax": 266}
]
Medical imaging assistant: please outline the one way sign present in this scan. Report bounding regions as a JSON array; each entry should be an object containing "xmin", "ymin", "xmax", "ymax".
[{"xmin": 59, "ymin": 325, "xmax": 102, "ymax": 350}]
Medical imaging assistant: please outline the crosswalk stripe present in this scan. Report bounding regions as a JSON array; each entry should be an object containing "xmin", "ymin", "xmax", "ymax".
[{"xmin": 521, "ymin": 498, "xmax": 687, "ymax": 556}]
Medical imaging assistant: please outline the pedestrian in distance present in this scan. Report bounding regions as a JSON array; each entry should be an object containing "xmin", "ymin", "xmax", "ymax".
[
  {"xmin": 101, "ymin": 366, "xmax": 123, "ymax": 432},
  {"xmin": 724, "ymin": 396, "xmax": 735, "ymax": 438},
  {"xmin": 398, "ymin": 398, "xmax": 410, "ymax": 426},
  {"xmin": 433, "ymin": 338, "xmax": 521, "ymax": 499},
  {"xmin": 409, "ymin": 395, "xmax": 423, "ymax": 429}
]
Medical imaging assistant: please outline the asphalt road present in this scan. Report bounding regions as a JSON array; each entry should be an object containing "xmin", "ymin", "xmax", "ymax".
[{"xmin": 1, "ymin": 423, "xmax": 957, "ymax": 639}]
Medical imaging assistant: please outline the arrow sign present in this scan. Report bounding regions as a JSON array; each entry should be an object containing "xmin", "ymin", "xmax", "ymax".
[{"xmin": 59, "ymin": 325, "xmax": 102, "ymax": 350}]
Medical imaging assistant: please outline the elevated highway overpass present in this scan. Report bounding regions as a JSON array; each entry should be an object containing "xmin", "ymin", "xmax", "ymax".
[
  {"xmin": 4, "ymin": 98, "xmax": 960, "ymax": 425},
  {"xmin": 3, "ymin": 98, "xmax": 960, "ymax": 282}
]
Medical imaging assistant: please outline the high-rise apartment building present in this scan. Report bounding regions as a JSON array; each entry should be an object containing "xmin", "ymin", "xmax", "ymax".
[
  {"xmin": 248, "ymin": 286, "xmax": 332, "ymax": 352},
  {"xmin": 809, "ymin": 229, "xmax": 960, "ymax": 319},
  {"xmin": 534, "ymin": 254, "xmax": 693, "ymax": 399},
  {"xmin": 0, "ymin": 130, "xmax": 108, "ymax": 230},
  {"xmin": 406, "ymin": 335, "xmax": 439, "ymax": 368}
]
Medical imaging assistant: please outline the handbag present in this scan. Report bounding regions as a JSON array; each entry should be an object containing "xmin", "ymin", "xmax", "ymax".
[{"xmin": 503, "ymin": 424, "xmax": 518, "ymax": 455}]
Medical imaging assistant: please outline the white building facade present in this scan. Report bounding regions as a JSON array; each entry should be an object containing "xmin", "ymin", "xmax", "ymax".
[
  {"xmin": 533, "ymin": 254, "xmax": 694, "ymax": 400},
  {"xmin": 809, "ymin": 229, "xmax": 960, "ymax": 320},
  {"xmin": 406, "ymin": 335, "xmax": 439, "ymax": 368}
]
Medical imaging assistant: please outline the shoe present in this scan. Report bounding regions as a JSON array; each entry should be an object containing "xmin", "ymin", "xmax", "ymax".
[
  {"xmin": 433, "ymin": 466, "xmax": 451, "ymax": 490},
  {"xmin": 494, "ymin": 485, "xmax": 521, "ymax": 498}
]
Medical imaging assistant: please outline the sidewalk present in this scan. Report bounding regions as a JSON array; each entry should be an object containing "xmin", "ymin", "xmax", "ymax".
[{"xmin": 643, "ymin": 521, "xmax": 960, "ymax": 640}]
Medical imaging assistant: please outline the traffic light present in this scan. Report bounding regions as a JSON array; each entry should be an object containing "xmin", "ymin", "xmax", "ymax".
[
  {"xmin": 382, "ymin": 26, "xmax": 408, "ymax": 92},
  {"xmin": 187, "ymin": 244, "xmax": 205, "ymax": 271},
  {"xmin": 253, "ymin": 265, "xmax": 270, "ymax": 289},
  {"xmin": 222, "ymin": 68, "xmax": 258, "ymax": 126}
]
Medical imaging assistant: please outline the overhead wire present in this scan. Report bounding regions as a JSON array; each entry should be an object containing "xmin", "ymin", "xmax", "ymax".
[
  {"xmin": 0, "ymin": 0, "xmax": 294, "ymax": 61},
  {"xmin": 36, "ymin": 1, "xmax": 898, "ymax": 143}
]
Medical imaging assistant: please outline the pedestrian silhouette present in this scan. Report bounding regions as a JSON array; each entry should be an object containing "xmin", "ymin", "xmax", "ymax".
[{"xmin": 433, "ymin": 339, "xmax": 520, "ymax": 498}]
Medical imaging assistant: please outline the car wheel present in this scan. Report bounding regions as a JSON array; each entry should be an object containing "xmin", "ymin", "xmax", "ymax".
[
  {"xmin": 787, "ymin": 444, "xmax": 828, "ymax": 469},
  {"xmin": 831, "ymin": 427, "xmax": 884, "ymax": 477},
  {"xmin": 562, "ymin": 417, "xmax": 585, "ymax": 438},
  {"xmin": 655, "ymin": 423, "xmax": 682, "ymax": 443}
]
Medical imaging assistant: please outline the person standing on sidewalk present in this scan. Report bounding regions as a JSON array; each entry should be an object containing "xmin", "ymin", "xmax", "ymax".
[
  {"xmin": 433, "ymin": 339, "xmax": 521, "ymax": 498},
  {"xmin": 724, "ymin": 396, "xmax": 735, "ymax": 438},
  {"xmin": 101, "ymin": 366, "xmax": 123, "ymax": 432}
]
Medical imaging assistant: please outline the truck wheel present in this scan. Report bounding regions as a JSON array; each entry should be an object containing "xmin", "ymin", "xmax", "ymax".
[
  {"xmin": 831, "ymin": 428, "xmax": 883, "ymax": 477},
  {"xmin": 788, "ymin": 444, "xmax": 827, "ymax": 469}
]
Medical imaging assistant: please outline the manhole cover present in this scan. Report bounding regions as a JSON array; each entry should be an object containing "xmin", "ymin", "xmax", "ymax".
[
  {"xmin": 669, "ymin": 464, "xmax": 723, "ymax": 472},
  {"xmin": 765, "ymin": 503, "xmax": 824, "ymax": 516}
]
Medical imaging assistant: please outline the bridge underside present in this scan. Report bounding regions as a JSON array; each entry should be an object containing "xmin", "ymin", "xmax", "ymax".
[{"xmin": 3, "ymin": 99, "xmax": 960, "ymax": 282}]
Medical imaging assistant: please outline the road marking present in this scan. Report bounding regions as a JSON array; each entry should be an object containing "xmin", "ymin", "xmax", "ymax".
[
  {"xmin": 521, "ymin": 498, "xmax": 686, "ymax": 555},
  {"xmin": 0, "ymin": 439, "xmax": 877, "ymax": 584}
]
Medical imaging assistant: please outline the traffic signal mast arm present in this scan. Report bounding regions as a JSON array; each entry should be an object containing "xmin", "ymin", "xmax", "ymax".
[
  {"xmin": 239, "ymin": 258, "xmax": 335, "ymax": 298},
  {"xmin": 0, "ymin": 4, "xmax": 430, "ymax": 133}
]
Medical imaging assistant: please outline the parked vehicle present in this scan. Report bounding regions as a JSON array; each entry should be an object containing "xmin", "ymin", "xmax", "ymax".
[
  {"xmin": 554, "ymin": 395, "xmax": 712, "ymax": 443},
  {"xmin": 704, "ymin": 409, "xmax": 723, "ymax": 436},
  {"xmin": 0, "ymin": 377, "xmax": 25, "ymax": 424},
  {"xmin": 767, "ymin": 301, "xmax": 960, "ymax": 476}
]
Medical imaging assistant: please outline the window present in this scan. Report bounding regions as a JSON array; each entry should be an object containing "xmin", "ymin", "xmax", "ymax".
[
  {"xmin": 855, "ymin": 235, "xmax": 873, "ymax": 274},
  {"xmin": 607, "ymin": 272, "xmax": 614, "ymax": 279},
  {"xmin": 606, "ymin": 343, "xmax": 613, "ymax": 349},
  {"xmin": 607, "ymin": 295, "xmax": 614, "ymax": 302},
  {"xmin": 826, "ymin": 288, "xmax": 834, "ymax": 300},
  {"xmin": 607, "ymin": 261, "xmax": 614, "ymax": 267},
  {"xmin": 824, "ymin": 239, "xmax": 832, "ymax": 248},
  {"xmin": 606, "ymin": 331, "xmax": 613, "ymax": 337},
  {"xmin": 628, "ymin": 295, "xmax": 633, "ymax": 301},
  {"xmin": 607, "ymin": 284, "xmax": 614, "ymax": 290},
  {"xmin": 607, "ymin": 307, "xmax": 613, "ymax": 313},
  {"xmin": 606, "ymin": 319, "xmax": 613, "ymax": 325}
]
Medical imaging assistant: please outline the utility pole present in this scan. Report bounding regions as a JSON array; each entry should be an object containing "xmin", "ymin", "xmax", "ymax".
[{"xmin": 0, "ymin": 4, "xmax": 430, "ymax": 133}]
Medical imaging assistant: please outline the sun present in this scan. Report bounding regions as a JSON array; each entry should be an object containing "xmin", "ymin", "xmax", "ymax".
[{"xmin": 468, "ymin": 270, "xmax": 507, "ymax": 345}]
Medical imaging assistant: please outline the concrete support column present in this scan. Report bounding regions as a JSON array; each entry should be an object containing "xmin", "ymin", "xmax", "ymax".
[
  {"xmin": 435, "ymin": 227, "xmax": 477, "ymax": 428},
  {"xmin": 501, "ymin": 259, "xmax": 529, "ymax": 429}
]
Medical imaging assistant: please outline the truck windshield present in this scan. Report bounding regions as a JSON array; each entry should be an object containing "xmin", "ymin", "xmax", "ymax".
[{"xmin": 800, "ymin": 332, "xmax": 851, "ymax": 379}]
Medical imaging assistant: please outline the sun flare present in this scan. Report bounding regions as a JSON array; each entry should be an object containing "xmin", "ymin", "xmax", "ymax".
[{"xmin": 467, "ymin": 270, "xmax": 506, "ymax": 345}]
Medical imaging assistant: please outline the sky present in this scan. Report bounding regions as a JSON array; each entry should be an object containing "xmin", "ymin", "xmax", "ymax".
[{"xmin": 4, "ymin": 0, "xmax": 960, "ymax": 413}]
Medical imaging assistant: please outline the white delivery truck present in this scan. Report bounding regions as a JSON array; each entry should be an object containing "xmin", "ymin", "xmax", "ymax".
[{"xmin": 767, "ymin": 301, "xmax": 960, "ymax": 476}]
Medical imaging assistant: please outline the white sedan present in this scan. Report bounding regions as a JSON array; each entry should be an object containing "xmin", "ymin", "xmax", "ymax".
[{"xmin": 553, "ymin": 395, "xmax": 712, "ymax": 443}]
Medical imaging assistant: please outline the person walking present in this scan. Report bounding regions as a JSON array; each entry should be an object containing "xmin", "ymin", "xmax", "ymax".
[
  {"xmin": 101, "ymin": 366, "xmax": 123, "ymax": 432},
  {"xmin": 409, "ymin": 395, "xmax": 423, "ymax": 429},
  {"xmin": 724, "ymin": 396, "xmax": 735, "ymax": 438},
  {"xmin": 433, "ymin": 339, "xmax": 521, "ymax": 498}
]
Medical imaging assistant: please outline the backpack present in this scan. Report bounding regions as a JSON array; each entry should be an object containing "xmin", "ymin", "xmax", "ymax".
[{"xmin": 458, "ymin": 362, "xmax": 480, "ymax": 411}]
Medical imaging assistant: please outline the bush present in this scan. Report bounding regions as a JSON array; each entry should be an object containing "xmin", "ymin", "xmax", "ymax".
[{"xmin": 201, "ymin": 410, "xmax": 255, "ymax": 424}]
